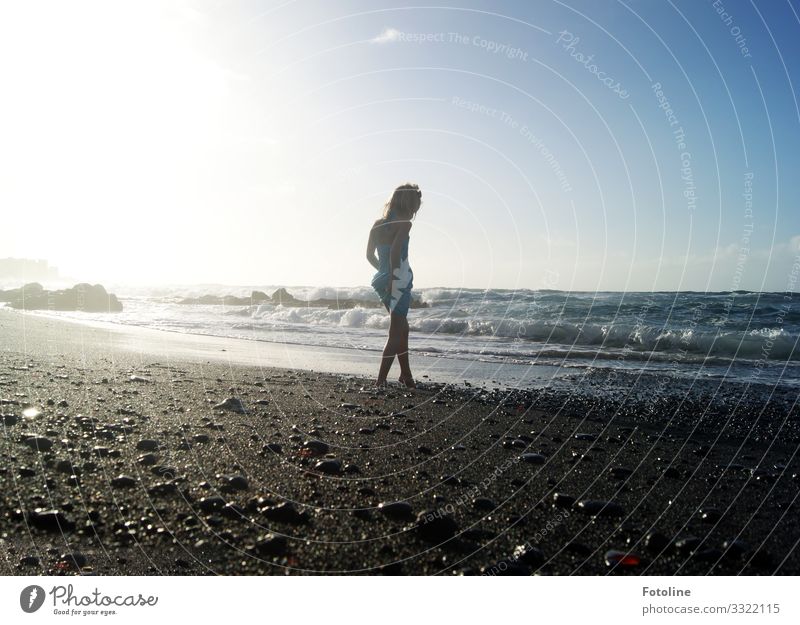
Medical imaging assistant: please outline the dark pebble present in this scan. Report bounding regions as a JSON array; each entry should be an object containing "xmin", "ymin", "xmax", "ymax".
[
  {"xmin": 60, "ymin": 552, "xmax": 88, "ymax": 569},
  {"xmin": 521, "ymin": 453, "xmax": 546, "ymax": 465},
  {"xmin": 314, "ymin": 459, "xmax": 342, "ymax": 475},
  {"xmin": 416, "ymin": 510, "xmax": 459, "ymax": 542},
  {"xmin": 136, "ymin": 439, "xmax": 159, "ymax": 451},
  {"xmin": 254, "ymin": 534, "xmax": 287, "ymax": 556},
  {"xmin": 609, "ymin": 467, "xmax": 633, "ymax": 479},
  {"xmin": 303, "ymin": 440, "xmax": 330, "ymax": 455},
  {"xmin": 553, "ymin": 493, "xmax": 576, "ymax": 508},
  {"xmin": 576, "ymin": 500, "xmax": 625, "ymax": 517},
  {"xmin": 23, "ymin": 436, "xmax": 53, "ymax": 452},
  {"xmin": 674, "ymin": 536, "xmax": 701, "ymax": 554},
  {"xmin": 574, "ymin": 433, "xmax": 596, "ymax": 441},
  {"xmin": 512, "ymin": 544, "xmax": 545, "ymax": 567},
  {"xmin": 378, "ymin": 501, "xmax": 414, "ymax": 520},
  {"xmin": 472, "ymin": 497, "xmax": 496, "ymax": 511},
  {"xmin": 138, "ymin": 453, "xmax": 158, "ymax": 466},
  {"xmin": 2, "ymin": 414, "xmax": 18, "ymax": 426},
  {"xmin": 198, "ymin": 496, "xmax": 227, "ymax": 513},
  {"xmin": 111, "ymin": 475, "xmax": 137, "ymax": 488},
  {"xmin": 260, "ymin": 502, "xmax": 308, "ymax": 524},
  {"xmin": 700, "ymin": 508, "xmax": 722, "ymax": 523},
  {"xmin": 722, "ymin": 539, "xmax": 750, "ymax": 559},
  {"xmin": 29, "ymin": 509, "xmax": 75, "ymax": 532},
  {"xmin": 644, "ymin": 531, "xmax": 671, "ymax": 553},
  {"xmin": 262, "ymin": 443, "xmax": 282, "ymax": 454}
]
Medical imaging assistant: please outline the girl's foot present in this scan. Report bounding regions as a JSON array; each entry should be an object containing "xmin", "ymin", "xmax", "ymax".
[
  {"xmin": 398, "ymin": 375, "xmax": 416, "ymax": 389},
  {"xmin": 375, "ymin": 379, "xmax": 388, "ymax": 388}
]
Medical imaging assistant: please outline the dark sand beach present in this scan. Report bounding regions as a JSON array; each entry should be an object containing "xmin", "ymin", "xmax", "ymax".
[{"xmin": 1, "ymin": 309, "xmax": 798, "ymax": 575}]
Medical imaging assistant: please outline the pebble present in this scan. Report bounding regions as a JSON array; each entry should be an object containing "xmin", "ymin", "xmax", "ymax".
[
  {"xmin": 129, "ymin": 375, "xmax": 151, "ymax": 383},
  {"xmin": 213, "ymin": 397, "xmax": 246, "ymax": 413},
  {"xmin": 674, "ymin": 536, "xmax": 701, "ymax": 554},
  {"xmin": 605, "ymin": 549, "xmax": 642, "ymax": 568},
  {"xmin": 609, "ymin": 467, "xmax": 633, "ymax": 479},
  {"xmin": 23, "ymin": 436, "xmax": 53, "ymax": 452},
  {"xmin": 192, "ymin": 434, "xmax": 210, "ymax": 444},
  {"xmin": 521, "ymin": 453, "xmax": 546, "ymax": 465},
  {"xmin": 198, "ymin": 496, "xmax": 227, "ymax": 513},
  {"xmin": 136, "ymin": 439, "xmax": 159, "ymax": 451},
  {"xmin": 302, "ymin": 440, "xmax": 330, "ymax": 455},
  {"xmin": 29, "ymin": 509, "xmax": 75, "ymax": 532},
  {"xmin": 700, "ymin": 508, "xmax": 722, "ymax": 523},
  {"xmin": 553, "ymin": 493, "xmax": 576, "ymax": 508},
  {"xmin": 643, "ymin": 531, "xmax": 671, "ymax": 553},
  {"xmin": 60, "ymin": 552, "xmax": 88, "ymax": 569},
  {"xmin": 254, "ymin": 534, "xmax": 288, "ymax": 556},
  {"xmin": 576, "ymin": 500, "xmax": 625, "ymax": 517},
  {"xmin": 314, "ymin": 459, "xmax": 342, "ymax": 475},
  {"xmin": 111, "ymin": 475, "xmax": 137, "ymax": 488},
  {"xmin": 260, "ymin": 502, "xmax": 308, "ymax": 524},
  {"xmin": 574, "ymin": 433, "xmax": 597, "ymax": 441},
  {"xmin": 19, "ymin": 556, "xmax": 39, "ymax": 566},
  {"xmin": 512, "ymin": 544, "xmax": 545, "ymax": 567},
  {"xmin": 262, "ymin": 443, "xmax": 282, "ymax": 454},
  {"xmin": 2, "ymin": 414, "xmax": 18, "ymax": 426},
  {"xmin": 138, "ymin": 453, "xmax": 158, "ymax": 466},
  {"xmin": 222, "ymin": 475, "xmax": 249, "ymax": 491},
  {"xmin": 416, "ymin": 510, "xmax": 459, "ymax": 542},
  {"xmin": 378, "ymin": 501, "xmax": 414, "ymax": 520},
  {"xmin": 472, "ymin": 497, "xmax": 496, "ymax": 511}
]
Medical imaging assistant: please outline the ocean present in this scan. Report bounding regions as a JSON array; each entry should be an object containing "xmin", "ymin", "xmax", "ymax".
[{"xmin": 25, "ymin": 285, "xmax": 800, "ymax": 390}]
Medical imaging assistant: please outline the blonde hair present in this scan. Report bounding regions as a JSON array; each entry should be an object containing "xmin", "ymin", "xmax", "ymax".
[{"xmin": 382, "ymin": 183, "xmax": 422, "ymax": 220}]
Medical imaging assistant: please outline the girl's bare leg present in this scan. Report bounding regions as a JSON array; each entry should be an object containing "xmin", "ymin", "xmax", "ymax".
[
  {"xmin": 377, "ymin": 312, "xmax": 404, "ymax": 385},
  {"xmin": 396, "ymin": 316, "xmax": 415, "ymax": 387}
]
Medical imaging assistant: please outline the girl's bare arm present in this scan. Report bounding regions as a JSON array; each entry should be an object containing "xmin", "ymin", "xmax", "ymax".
[{"xmin": 366, "ymin": 221, "xmax": 380, "ymax": 270}]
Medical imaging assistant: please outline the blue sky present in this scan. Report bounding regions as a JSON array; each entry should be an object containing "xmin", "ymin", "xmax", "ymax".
[{"xmin": 1, "ymin": 0, "xmax": 799, "ymax": 291}]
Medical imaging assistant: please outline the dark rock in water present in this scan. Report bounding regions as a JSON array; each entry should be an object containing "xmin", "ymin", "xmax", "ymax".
[
  {"xmin": 18, "ymin": 467, "xmax": 36, "ymax": 477},
  {"xmin": 260, "ymin": 502, "xmax": 308, "ymax": 524},
  {"xmin": 512, "ymin": 544, "xmax": 545, "ymax": 567},
  {"xmin": 262, "ymin": 443, "xmax": 282, "ymax": 454},
  {"xmin": 254, "ymin": 534, "xmax": 287, "ymax": 557},
  {"xmin": 378, "ymin": 501, "xmax": 414, "ymax": 520},
  {"xmin": 605, "ymin": 549, "xmax": 642, "ymax": 568},
  {"xmin": 192, "ymin": 434, "xmax": 210, "ymax": 444},
  {"xmin": 23, "ymin": 436, "xmax": 53, "ymax": 452},
  {"xmin": 565, "ymin": 542, "xmax": 593, "ymax": 556},
  {"xmin": 521, "ymin": 452, "xmax": 546, "ymax": 465},
  {"xmin": 111, "ymin": 475, "xmax": 137, "ymax": 488},
  {"xmin": 343, "ymin": 463, "xmax": 360, "ymax": 474},
  {"xmin": 674, "ymin": 536, "xmax": 701, "ymax": 554},
  {"xmin": 574, "ymin": 433, "xmax": 597, "ymax": 441},
  {"xmin": 553, "ymin": 492, "xmax": 576, "ymax": 508},
  {"xmin": 694, "ymin": 548, "xmax": 723, "ymax": 562},
  {"xmin": 198, "ymin": 496, "xmax": 227, "ymax": 513},
  {"xmin": 663, "ymin": 467, "xmax": 681, "ymax": 479},
  {"xmin": 609, "ymin": 467, "xmax": 633, "ymax": 479},
  {"xmin": 213, "ymin": 397, "xmax": 246, "ymax": 414},
  {"xmin": 700, "ymin": 508, "xmax": 722, "ymax": 523},
  {"xmin": 19, "ymin": 555, "xmax": 39, "ymax": 566},
  {"xmin": 472, "ymin": 497, "xmax": 496, "ymax": 511},
  {"xmin": 29, "ymin": 509, "xmax": 75, "ymax": 532},
  {"xmin": 644, "ymin": 531, "xmax": 671, "ymax": 553},
  {"xmin": 416, "ymin": 510, "xmax": 459, "ymax": 542},
  {"xmin": 7, "ymin": 282, "xmax": 122, "ymax": 312},
  {"xmin": 576, "ymin": 500, "xmax": 624, "ymax": 517},
  {"xmin": 314, "ymin": 459, "xmax": 342, "ymax": 475},
  {"xmin": 136, "ymin": 439, "xmax": 159, "ymax": 451},
  {"xmin": 2, "ymin": 413, "xmax": 18, "ymax": 426}
]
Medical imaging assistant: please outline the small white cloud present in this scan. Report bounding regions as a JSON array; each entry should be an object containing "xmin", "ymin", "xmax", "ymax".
[{"xmin": 371, "ymin": 27, "xmax": 401, "ymax": 44}]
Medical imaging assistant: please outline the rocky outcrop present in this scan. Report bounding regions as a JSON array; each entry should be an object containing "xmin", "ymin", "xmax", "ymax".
[
  {"xmin": 178, "ymin": 288, "xmax": 428, "ymax": 310},
  {"xmin": 2, "ymin": 283, "xmax": 123, "ymax": 312}
]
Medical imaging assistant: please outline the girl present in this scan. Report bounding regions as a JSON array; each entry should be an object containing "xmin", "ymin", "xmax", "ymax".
[{"xmin": 366, "ymin": 183, "xmax": 421, "ymax": 388}]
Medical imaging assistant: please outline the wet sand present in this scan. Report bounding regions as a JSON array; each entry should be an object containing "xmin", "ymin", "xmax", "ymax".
[{"xmin": 1, "ymin": 309, "xmax": 798, "ymax": 575}]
